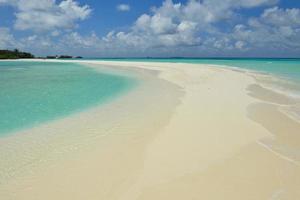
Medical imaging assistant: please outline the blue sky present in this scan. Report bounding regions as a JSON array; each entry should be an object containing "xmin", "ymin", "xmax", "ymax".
[{"xmin": 0, "ymin": 0, "xmax": 300, "ymax": 57}]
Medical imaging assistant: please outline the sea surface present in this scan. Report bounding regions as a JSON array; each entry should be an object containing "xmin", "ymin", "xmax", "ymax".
[{"xmin": 0, "ymin": 61, "xmax": 135, "ymax": 136}]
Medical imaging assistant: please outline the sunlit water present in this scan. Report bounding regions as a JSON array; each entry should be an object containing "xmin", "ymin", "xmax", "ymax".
[{"xmin": 0, "ymin": 61, "xmax": 136, "ymax": 136}]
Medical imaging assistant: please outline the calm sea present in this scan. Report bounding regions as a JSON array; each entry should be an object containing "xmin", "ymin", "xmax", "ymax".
[{"xmin": 0, "ymin": 61, "xmax": 135, "ymax": 136}]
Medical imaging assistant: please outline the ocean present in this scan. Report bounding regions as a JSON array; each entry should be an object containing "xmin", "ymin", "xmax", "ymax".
[{"xmin": 0, "ymin": 61, "xmax": 135, "ymax": 136}]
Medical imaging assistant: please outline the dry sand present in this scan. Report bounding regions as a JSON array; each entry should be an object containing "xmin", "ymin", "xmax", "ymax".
[{"xmin": 0, "ymin": 60, "xmax": 299, "ymax": 199}]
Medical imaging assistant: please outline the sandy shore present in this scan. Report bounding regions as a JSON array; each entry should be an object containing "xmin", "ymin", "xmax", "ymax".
[{"xmin": 0, "ymin": 60, "xmax": 299, "ymax": 199}]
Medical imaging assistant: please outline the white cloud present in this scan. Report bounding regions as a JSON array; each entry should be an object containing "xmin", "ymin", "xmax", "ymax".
[
  {"xmin": 1, "ymin": 0, "xmax": 299, "ymax": 57},
  {"xmin": 51, "ymin": 30, "xmax": 61, "ymax": 37},
  {"xmin": 235, "ymin": 40, "xmax": 246, "ymax": 49},
  {"xmin": 2, "ymin": 0, "xmax": 91, "ymax": 32},
  {"xmin": 62, "ymin": 32, "xmax": 101, "ymax": 48},
  {"xmin": 105, "ymin": 0, "xmax": 281, "ymax": 51},
  {"xmin": 37, "ymin": 0, "xmax": 298, "ymax": 57},
  {"xmin": 261, "ymin": 7, "xmax": 300, "ymax": 27},
  {"xmin": 116, "ymin": 4, "xmax": 130, "ymax": 12},
  {"xmin": 110, "ymin": 0, "xmax": 203, "ymax": 48},
  {"xmin": 114, "ymin": 0, "xmax": 300, "ymax": 56},
  {"xmin": 233, "ymin": 0, "xmax": 278, "ymax": 8},
  {"xmin": 0, "ymin": 0, "xmax": 17, "ymax": 5},
  {"xmin": 0, "ymin": 28, "xmax": 17, "ymax": 49},
  {"xmin": 231, "ymin": 7, "xmax": 300, "ymax": 51},
  {"xmin": 186, "ymin": 0, "xmax": 278, "ymax": 23}
]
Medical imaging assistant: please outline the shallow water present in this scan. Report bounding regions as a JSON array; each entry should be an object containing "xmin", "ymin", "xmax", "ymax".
[{"xmin": 0, "ymin": 61, "xmax": 136, "ymax": 136}]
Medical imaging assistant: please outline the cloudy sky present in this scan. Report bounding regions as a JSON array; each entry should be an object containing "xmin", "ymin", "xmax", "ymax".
[{"xmin": 0, "ymin": 0, "xmax": 300, "ymax": 57}]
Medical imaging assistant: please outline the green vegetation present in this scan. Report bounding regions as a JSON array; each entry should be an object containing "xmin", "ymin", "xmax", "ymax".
[{"xmin": 0, "ymin": 49, "xmax": 34, "ymax": 59}]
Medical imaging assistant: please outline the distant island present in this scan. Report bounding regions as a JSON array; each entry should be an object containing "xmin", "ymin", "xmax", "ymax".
[
  {"xmin": 46, "ymin": 55, "xmax": 83, "ymax": 59},
  {"xmin": 0, "ymin": 49, "xmax": 83, "ymax": 60},
  {"xmin": 0, "ymin": 49, "xmax": 34, "ymax": 59}
]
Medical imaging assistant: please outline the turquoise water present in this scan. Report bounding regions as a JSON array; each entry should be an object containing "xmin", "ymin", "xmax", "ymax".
[
  {"xmin": 0, "ymin": 61, "xmax": 135, "ymax": 136},
  {"xmin": 91, "ymin": 58, "xmax": 300, "ymax": 82}
]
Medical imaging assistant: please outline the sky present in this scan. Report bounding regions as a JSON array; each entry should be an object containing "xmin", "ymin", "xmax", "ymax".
[{"xmin": 0, "ymin": 0, "xmax": 300, "ymax": 58}]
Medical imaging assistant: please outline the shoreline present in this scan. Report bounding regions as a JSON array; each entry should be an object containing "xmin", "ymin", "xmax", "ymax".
[{"xmin": 1, "ymin": 60, "xmax": 300, "ymax": 199}]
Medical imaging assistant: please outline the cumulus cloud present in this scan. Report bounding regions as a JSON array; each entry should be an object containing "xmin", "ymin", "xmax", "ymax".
[
  {"xmin": 261, "ymin": 6, "xmax": 300, "ymax": 27},
  {"xmin": 232, "ymin": 7, "xmax": 300, "ymax": 51},
  {"xmin": 116, "ymin": 4, "xmax": 130, "ymax": 12},
  {"xmin": 0, "ymin": 28, "xmax": 17, "ymax": 49},
  {"xmin": 1, "ymin": 0, "xmax": 91, "ymax": 32},
  {"xmin": 0, "ymin": 0, "xmax": 17, "ymax": 4},
  {"xmin": 107, "ymin": 0, "xmax": 203, "ymax": 48},
  {"xmin": 0, "ymin": 0, "xmax": 7, "ymax": 4},
  {"xmin": 1, "ymin": 0, "xmax": 300, "ymax": 57},
  {"xmin": 101, "ymin": 0, "xmax": 300, "ymax": 56},
  {"xmin": 182, "ymin": 0, "xmax": 278, "ymax": 23},
  {"xmin": 230, "ymin": 0, "xmax": 278, "ymax": 8},
  {"xmin": 104, "ymin": 0, "xmax": 282, "ymax": 50}
]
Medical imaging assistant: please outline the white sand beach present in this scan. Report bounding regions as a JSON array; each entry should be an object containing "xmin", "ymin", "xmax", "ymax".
[{"xmin": 0, "ymin": 60, "xmax": 299, "ymax": 199}]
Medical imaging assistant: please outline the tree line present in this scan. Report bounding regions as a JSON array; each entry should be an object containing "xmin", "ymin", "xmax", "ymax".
[{"xmin": 0, "ymin": 49, "xmax": 34, "ymax": 59}]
